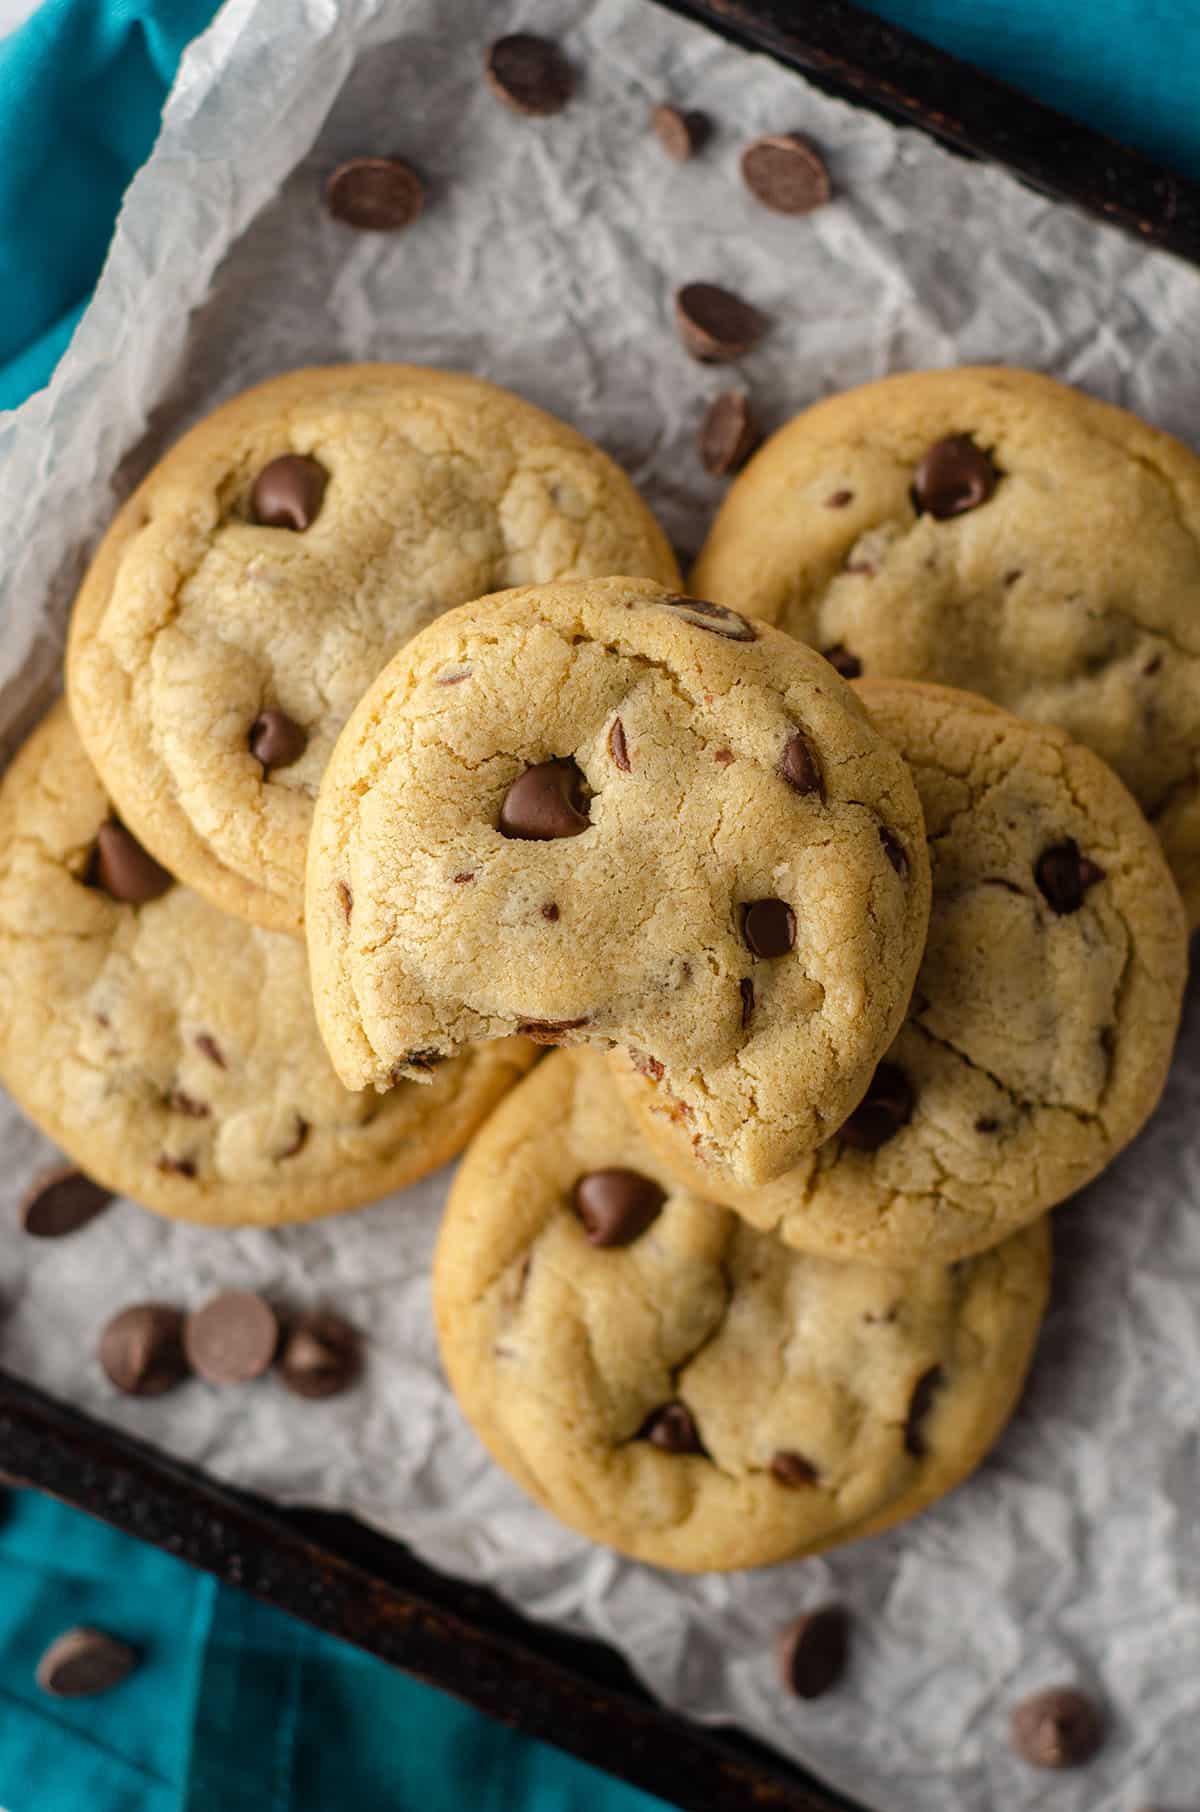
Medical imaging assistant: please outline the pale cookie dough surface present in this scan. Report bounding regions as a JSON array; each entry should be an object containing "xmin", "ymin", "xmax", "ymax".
[
  {"xmin": 691, "ymin": 366, "xmax": 1200, "ymax": 921},
  {"xmin": 434, "ymin": 1049, "xmax": 1050, "ymax": 1573},
  {"xmin": 616, "ymin": 680, "xmax": 1188, "ymax": 1265},
  {"xmin": 307, "ymin": 576, "xmax": 931, "ymax": 1188},
  {"xmin": 66, "ymin": 364, "xmax": 679, "ymax": 935},
  {"xmin": 0, "ymin": 705, "xmax": 533, "ymax": 1226}
]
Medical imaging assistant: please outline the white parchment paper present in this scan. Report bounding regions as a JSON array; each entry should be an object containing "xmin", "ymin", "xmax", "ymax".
[{"xmin": 1, "ymin": 2, "xmax": 1198, "ymax": 1805}]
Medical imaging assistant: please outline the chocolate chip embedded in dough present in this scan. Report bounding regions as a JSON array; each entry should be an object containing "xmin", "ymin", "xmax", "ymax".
[
  {"xmin": 779, "ymin": 731, "xmax": 822, "ymax": 796},
  {"xmin": 903, "ymin": 1364, "xmax": 945, "ymax": 1458},
  {"xmin": 640, "ymin": 1400, "xmax": 704, "ymax": 1454},
  {"xmin": 840, "ymin": 1063, "xmax": 913, "ymax": 1151},
  {"xmin": 742, "ymin": 898, "xmax": 796, "ymax": 958},
  {"xmin": 608, "ymin": 717, "xmax": 631, "ymax": 772},
  {"xmin": 249, "ymin": 710, "xmax": 307, "ymax": 772},
  {"xmin": 250, "ymin": 454, "xmax": 328, "ymax": 531},
  {"xmin": 89, "ymin": 822, "xmax": 173, "ymax": 903},
  {"xmin": 499, "ymin": 760, "xmax": 590, "ymax": 840},
  {"xmin": 912, "ymin": 434, "xmax": 998, "ymax": 519},
  {"xmin": 770, "ymin": 1450, "xmax": 820, "ymax": 1488},
  {"xmin": 573, "ymin": 1169, "xmax": 666, "ymax": 1247},
  {"xmin": 822, "ymin": 644, "xmax": 862, "ymax": 679},
  {"xmin": 1035, "ymin": 840, "xmax": 1106, "ymax": 914}
]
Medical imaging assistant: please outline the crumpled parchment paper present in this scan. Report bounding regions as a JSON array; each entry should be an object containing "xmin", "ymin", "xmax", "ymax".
[{"xmin": 0, "ymin": 2, "xmax": 1197, "ymax": 1805}]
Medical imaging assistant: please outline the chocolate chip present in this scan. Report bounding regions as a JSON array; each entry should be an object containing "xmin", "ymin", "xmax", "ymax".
[
  {"xmin": 651, "ymin": 104, "xmax": 709, "ymax": 161},
  {"xmin": 640, "ymin": 1401, "xmax": 704, "ymax": 1454},
  {"xmin": 183, "ymin": 1291, "xmax": 280, "ymax": 1385},
  {"xmin": 99, "ymin": 1303, "xmax": 188, "ymax": 1397},
  {"xmin": 742, "ymin": 898, "xmax": 796, "ymax": 958},
  {"xmin": 826, "ymin": 489, "xmax": 853, "ymax": 508},
  {"xmin": 912, "ymin": 434, "xmax": 998, "ymax": 519},
  {"xmin": 499, "ymin": 759, "xmax": 590, "ymax": 840},
  {"xmin": 249, "ymin": 710, "xmax": 307, "ymax": 772},
  {"xmin": 608, "ymin": 717, "xmax": 631, "ymax": 771},
  {"xmin": 36, "ymin": 1628, "xmax": 138, "ymax": 1699},
  {"xmin": 452, "ymin": 871, "xmax": 475, "ymax": 884},
  {"xmin": 879, "ymin": 827, "xmax": 908, "ymax": 876},
  {"xmin": 975, "ymin": 1116, "xmax": 1000, "ymax": 1135},
  {"xmin": 771, "ymin": 1450, "xmax": 820, "ymax": 1488},
  {"xmin": 402, "ymin": 1048, "xmax": 444, "ymax": 1071},
  {"xmin": 699, "ymin": 390, "xmax": 760, "ymax": 476},
  {"xmin": 485, "ymin": 33, "xmax": 573, "ymax": 115},
  {"xmin": 168, "ymin": 1089, "xmax": 210, "ymax": 1118},
  {"xmin": 633, "ymin": 1052, "xmax": 664, "ymax": 1082},
  {"xmin": 437, "ymin": 666, "xmax": 472, "ymax": 686},
  {"xmin": 1035, "ymin": 840, "xmax": 1106, "ymax": 914},
  {"xmin": 840, "ymin": 1062, "xmax": 913, "ymax": 1151},
  {"xmin": 337, "ymin": 881, "xmax": 353, "ymax": 922},
  {"xmin": 822, "ymin": 644, "xmax": 862, "ymax": 679},
  {"xmin": 156, "ymin": 1154, "xmax": 196, "ymax": 1178},
  {"xmin": 739, "ymin": 977, "xmax": 755, "ymax": 1027},
  {"xmin": 20, "ymin": 1166, "xmax": 113, "ymax": 1238},
  {"xmin": 195, "ymin": 1033, "xmax": 226, "ymax": 1067},
  {"xmin": 1010, "ymin": 1687, "xmax": 1104, "ymax": 1770},
  {"xmin": 278, "ymin": 1117, "xmax": 309, "ymax": 1159},
  {"xmin": 659, "ymin": 593, "xmax": 757, "ymax": 640},
  {"xmin": 324, "ymin": 156, "xmax": 424, "ymax": 231},
  {"xmin": 88, "ymin": 821, "xmax": 173, "ymax": 903},
  {"xmin": 573, "ymin": 1169, "xmax": 666, "ymax": 1247},
  {"xmin": 517, "ymin": 1017, "xmax": 590, "ymax": 1044},
  {"xmin": 541, "ymin": 903, "xmax": 560, "ymax": 922},
  {"xmin": 277, "ymin": 1311, "xmax": 361, "ymax": 1399},
  {"xmin": 714, "ymin": 748, "xmax": 735, "ymax": 765},
  {"xmin": 1143, "ymin": 652, "xmax": 1163, "ymax": 676},
  {"xmin": 740, "ymin": 133, "xmax": 830, "ymax": 215},
  {"xmin": 250, "ymin": 454, "xmax": 328, "ymax": 531},
  {"xmin": 904, "ymin": 1364, "xmax": 944, "ymax": 1458},
  {"xmin": 780, "ymin": 731, "xmax": 821, "ymax": 796},
  {"xmin": 776, "ymin": 1606, "xmax": 849, "ymax": 1699},
  {"xmin": 674, "ymin": 283, "xmax": 768, "ymax": 363}
]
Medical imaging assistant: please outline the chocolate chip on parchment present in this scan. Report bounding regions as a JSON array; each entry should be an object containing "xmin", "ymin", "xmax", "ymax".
[
  {"xmin": 250, "ymin": 454, "xmax": 328, "ymax": 531},
  {"xmin": 20, "ymin": 1166, "xmax": 113, "ymax": 1238},
  {"xmin": 1010, "ymin": 1686, "xmax": 1104, "ymax": 1770},
  {"xmin": 324, "ymin": 156, "xmax": 424, "ymax": 231},
  {"xmin": 659, "ymin": 593, "xmax": 757, "ymax": 640},
  {"xmin": 608, "ymin": 717, "xmax": 631, "ymax": 772},
  {"xmin": 903, "ymin": 1364, "xmax": 944, "ymax": 1458},
  {"xmin": 699, "ymin": 390, "xmax": 760, "ymax": 476},
  {"xmin": 912, "ymin": 434, "xmax": 997, "ymax": 519},
  {"xmin": 573, "ymin": 1169, "xmax": 666, "ymax": 1247},
  {"xmin": 742, "ymin": 898, "xmax": 796, "ymax": 958},
  {"xmin": 822, "ymin": 644, "xmax": 862, "ymax": 679},
  {"xmin": 485, "ymin": 33, "xmax": 574, "ymax": 115},
  {"xmin": 840, "ymin": 1062, "xmax": 913, "ymax": 1151},
  {"xmin": 740, "ymin": 132, "xmax": 830, "ymax": 215},
  {"xmin": 674, "ymin": 282, "xmax": 768, "ymax": 363},
  {"xmin": 99, "ymin": 1303, "xmax": 188, "ymax": 1397},
  {"xmin": 776, "ymin": 1606, "xmax": 849, "ymax": 1699},
  {"xmin": 277, "ymin": 1311, "xmax": 361, "ymax": 1399},
  {"xmin": 499, "ymin": 759, "xmax": 590, "ymax": 840},
  {"xmin": 975, "ymin": 1116, "xmax": 1000, "ymax": 1135},
  {"xmin": 640, "ymin": 1401, "xmax": 704, "ymax": 1454},
  {"xmin": 1035, "ymin": 840, "xmax": 1105, "ymax": 915},
  {"xmin": 771, "ymin": 1450, "xmax": 820, "ymax": 1488},
  {"xmin": 249, "ymin": 710, "xmax": 307, "ymax": 772},
  {"xmin": 739, "ymin": 977, "xmax": 755, "ymax": 1028},
  {"xmin": 651, "ymin": 104, "xmax": 709, "ymax": 161},
  {"xmin": 88, "ymin": 821, "xmax": 173, "ymax": 904},
  {"xmin": 779, "ymin": 730, "xmax": 822, "ymax": 796},
  {"xmin": 36, "ymin": 1628, "xmax": 139, "ymax": 1699},
  {"xmin": 184, "ymin": 1291, "xmax": 280, "ymax": 1385},
  {"xmin": 879, "ymin": 827, "xmax": 908, "ymax": 876}
]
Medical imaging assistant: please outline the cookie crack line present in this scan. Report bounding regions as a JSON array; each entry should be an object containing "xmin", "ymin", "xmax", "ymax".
[{"xmin": 907, "ymin": 1017, "xmax": 1108, "ymax": 1136}]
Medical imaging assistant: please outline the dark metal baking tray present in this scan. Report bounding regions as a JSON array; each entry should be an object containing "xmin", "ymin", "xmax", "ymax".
[{"xmin": 3, "ymin": 5, "xmax": 1197, "ymax": 1811}]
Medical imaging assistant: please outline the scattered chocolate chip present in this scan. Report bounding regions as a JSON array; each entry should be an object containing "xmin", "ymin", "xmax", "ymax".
[
  {"xmin": 278, "ymin": 1117, "xmax": 309, "ymax": 1159},
  {"xmin": 822, "ymin": 644, "xmax": 862, "ymax": 679},
  {"xmin": 36, "ymin": 1627, "xmax": 138, "ymax": 1699},
  {"xmin": 573, "ymin": 1169, "xmax": 666, "ymax": 1247},
  {"xmin": 652, "ymin": 103, "xmax": 709, "ymax": 161},
  {"xmin": 168, "ymin": 1090, "xmax": 210, "ymax": 1119},
  {"xmin": 714, "ymin": 748, "xmax": 735, "ymax": 765},
  {"xmin": 1010, "ymin": 1687, "xmax": 1104, "ymax": 1770},
  {"xmin": 1003, "ymin": 568, "xmax": 1023, "ymax": 587},
  {"xmin": 699, "ymin": 390, "xmax": 760, "ymax": 476},
  {"xmin": 517, "ymin": 1017, "xmax": 590, "ymax": 1045},
  {"xmin": 277, "ymin": 1310, "xmax": 361, "ymax": 1399},
  {"xmin": 337, "ymin": 881, "xmax": 353, "ymax": 922},
  {"xmin": 608, "ymin": 717, "xmax": 631, "ymax": 772},
  {"xmin": 485, "ymin": 33, "xmax": 573, "ymax": 115},
  {"xmin": 739, "ymin": 977, "xmax": 755, "ymax": 1028},
  {"xmin": 499, "ymin": 759, "xmax": 590, "ymax": 840},
  {"xmin": 904, "ymin": 1364, "xmax": 944, "ymax": 1458},
  {"xmin": 1035, "ymin": 840, "xmax": 1106, "ymax": 915},
  {"xmin": 1143, "ymin": 652, "xmax": 1163, "ymax": 676},
  {"xmin": 324, "ymin": 156, "xmax": 424, "ymax": 231},
  {"xmin": 156, "ymin": 1155, "xmax": 196, "ymax": 1178},
  {"xmin": 249, "ymin": 710, "xmax": 307, "ymax": 772},
  {"xmin": 659, "ymin": 593, "xmax": 757, "ymax": 640},
  {"xmin": 840, "ymin": 1063, "xmax": 913, "ymax": 1151},
  {"xmin": 912, "ymin": 434, "xmax": 998, "ymax": 519},
  {"xmin": 975, "ymin": 1116, "xmax": 1000, "ymax": 1135},
  {"xmin": 88, "ymin": 821, "xmax": 173, "ymax": 904},
  {"xmin": 534, "ymin": 904, "xmax": 558, "ymax": 926},
  {"xmin": 452, "ymin": 871, "xmax": 475, "ymax": 884},
  {"xmin": 826, "ymin": 489, "xmax": 853, "ymax": 508},
  {"xmin": 674, "ymin": 282, "xmax": 768, "ymax": 363},
  {"xmin": 742, "ymin": 898, "xmax": 796, "ymax": 958},
  {"xmin": 183, "ymin": 1291, "xmax": 280, "ymax": 1385},
  {"xmin": 740, "ymin": 132, "xmax": 830, "ymax": 215},
  {"xmin": 250, "ymin": 454, "xmax": 328, "ymax": 531},
  {"xmin": 633, "ymin": 1052, "xmax": 665, "ymax": 1082},
  {"xmin": 99, "ymin": 1303, "xmax": 188, "ymax": 1397},
  {"xmin": 777, "ymin": 1606, "xmax": 849, "ymax": 1699},
  {"xmin": 879, "ymin": 827, "xmax": 908, "ymax": 876},
  {"xmin": 20, "ymin": 1166, "xmax": 113, "ymax": 1238},
  {"xmin": 771, "ymin": 1450, "xmax": 820, "ymax": 1488},
  {"xmin": 402, "ymin": 1048, "xmax": 444, "ymax": 1071},
  {"xmin": 780, "ymin": 730, "xmax": 822, "ymax": 796},
  {"xmin": 195, "ymin": 1034, "xmax": 226, "ymax": 1067},
  {"xmin": 640, "ymin": 1401, "xmax": 704, "ymax": 1454}
]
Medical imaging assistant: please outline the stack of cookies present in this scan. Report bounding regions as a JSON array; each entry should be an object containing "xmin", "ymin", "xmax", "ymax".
[{"xmin": 3, "ymin": 362, "xmax": 1192, "ymax": 1584}]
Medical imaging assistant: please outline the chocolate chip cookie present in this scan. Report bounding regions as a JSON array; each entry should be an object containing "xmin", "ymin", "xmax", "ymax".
[
  {"xmin": 691, "ymin": 366, "xmax": 1200, "ymax": 921},
  {"xmin": 433, "ymin": 1049, "xmax": 1050, "ymax": 1572},
  {"xmin": 0, "ymin": 705, "xmax": 533, "ymax": 1225},
  {"xmin": 615, "ymin": 679, "xmax": 1188, "ymax": 1264},
  {"xmin": 306, "ymin": 575, "xmax": 931, "ymax": 1188},
  {"xmin": 66, "ymin": 365, "xmax": 679, "ymax": 936}
]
